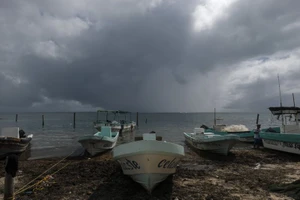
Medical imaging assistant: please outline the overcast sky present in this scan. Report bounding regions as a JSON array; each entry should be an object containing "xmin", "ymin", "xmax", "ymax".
[{"xmin": 1, "ymin": 0, "xmax": 300, "ymax": 112}]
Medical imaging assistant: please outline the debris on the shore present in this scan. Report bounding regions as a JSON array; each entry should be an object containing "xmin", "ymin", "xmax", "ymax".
[{"xmin": 0, "ymin": 148, "xmax": 300, "ymax": 200}]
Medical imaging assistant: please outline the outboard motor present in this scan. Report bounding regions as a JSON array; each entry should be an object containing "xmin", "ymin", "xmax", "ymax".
[{"xmin": 19, "ymin": 129, "xmax": 26, "ymax": 138}]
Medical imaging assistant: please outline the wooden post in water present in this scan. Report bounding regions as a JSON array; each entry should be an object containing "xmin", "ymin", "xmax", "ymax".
[
  {"xmin": 292, "ymin": 93, "xmax": 296, "ymax": 107},
  {"xmin": 256, "ymin": 114, "xmax": 260, "ymax": 125},
  {"xmin": 15, "ymin": 114, "xmax": 18, "ymax": 123},
  {"xmin": 73, "ymin": 112, "xmax": 76, "ymax": 129},
  {"xmin": 136, "ymin": 112, "xmax": 139, "ymax": 127},
  {"xmin": 213, "ymin": 108, "xmax": 217, "ymax": 126},
  {"xmin": 42, "ymin": 115, "xmax": 45, "ymax": 127},
  {"xmin": 4, "ymin": 154, "xmax": 18, "ymax": 200}
]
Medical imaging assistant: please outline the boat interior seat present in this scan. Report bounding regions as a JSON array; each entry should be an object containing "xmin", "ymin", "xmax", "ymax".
[
  {"xmin": 1, "ymin": 127, "xmax": 20, "ymax": 138},
  {"xmin": 194, "ymin": 128, "xmax": 205, "ymax": 135},
  {"xmin": 100, "ymin": 126, "xmax": 112, "ymax": 137},
  {"xmin": 111, "ymin": 132, "xmax": 118, "ymax": 137}
]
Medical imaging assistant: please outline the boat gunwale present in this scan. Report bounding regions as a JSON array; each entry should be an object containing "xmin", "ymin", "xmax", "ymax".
[{"xmin": 113, "ymin": 151, "xmax": 185, "ymax": 160}]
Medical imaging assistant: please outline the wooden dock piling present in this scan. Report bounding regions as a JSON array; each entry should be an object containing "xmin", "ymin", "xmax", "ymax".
[
  {"xmin": 42, "ymin": 115, "xmax": 45, "ymax": 127},
  {"xmin": 73, "ymin": 112, "xmax": 76, "ymax": 129},
  {"xmin": 15, "ymin": 114, "xmax": 18, "ymax": 122},
  {"xmin": 136, "ymin": 112, "xmax": 139, "ymax": 127}
]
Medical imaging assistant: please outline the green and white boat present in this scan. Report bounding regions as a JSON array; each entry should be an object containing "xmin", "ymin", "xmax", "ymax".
[
  {"xmin": 184, "ymin": 128, "xmax": 240, "ymax": 155},
  {"xmin": 78, "ymin": 126, "xmax": 119, "ymax": 156},
  {"xmin": 260, "ymin": 106, "xmax": 300, "ymax": 155},
  {"xmin": 113, "ymin": 133, "xmax": 184, "ymax": 193},
  {"xmin": 201, "ymin": 109, "xmax": 254, "ymax": 142}
]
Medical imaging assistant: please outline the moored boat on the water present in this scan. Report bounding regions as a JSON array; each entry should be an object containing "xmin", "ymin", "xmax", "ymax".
[{"xmin": 93, "ymin": 110, "xmax": 136, "ymax": 133}]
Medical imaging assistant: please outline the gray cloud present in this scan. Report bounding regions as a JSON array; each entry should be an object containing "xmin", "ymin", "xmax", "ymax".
[{"xmin": 1, "ymin": 0, "xmax": 300, "ymax": 112}]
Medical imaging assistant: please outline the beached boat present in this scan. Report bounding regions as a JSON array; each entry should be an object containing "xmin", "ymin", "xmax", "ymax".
[
  {"xmin": 199, "ymin": 108, "xmax": 254, "ymax": 142},
  {"xmin": 113, "ymin": 132, "xmax": 184, "ymax": 193},
  {"xmin": 184, "ymin": 128, "xmax": 239, "ymax": 155},
  {"xmin": 0, "ymin": 127, "xmax": 33, "ymax": 158},
  {"xmin": 260, "ymin": 106, "xmax": 300, "ymax": 155},
  {"xmin": 78, "ymin": 126, "xmax": 119, "ymax": 156},
  {"xmin": 206, "ymin": 125, "xmax": 255, "ymax": 143}
]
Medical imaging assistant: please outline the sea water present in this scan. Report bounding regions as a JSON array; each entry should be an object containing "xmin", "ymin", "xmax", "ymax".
[{"xmin": 0, "ymin": 112, "xmax": 281, "ymax": 159}]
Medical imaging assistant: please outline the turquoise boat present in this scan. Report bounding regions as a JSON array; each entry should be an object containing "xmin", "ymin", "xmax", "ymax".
[
  {"xmin": 199, "ymin": 108, "xmax": 256, "ymax": 142},
  {"xmin": 183, "ymin": 128, "xmax": 240, "ymax": 155},
  {"xmin": 260, "ymin": 106, "xmax": 300, "ymax": 155},
  {"xmin": 201, "ymin": 115, "xmax": 255, "ymax": 142},
  {"xmin": 78, "ymin": 126, "xmax": 119, "ymax": 156},
  {"xmin": 201, "ymin": 108, "xmax": 280, "ymax": 143}
]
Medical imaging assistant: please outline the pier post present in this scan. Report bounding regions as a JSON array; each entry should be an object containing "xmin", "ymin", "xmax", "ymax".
[
  {"xmin": 15, "ymin": 114, "xmax": 18, "ymax": 123},
  {"xmin": 292, "ymin": 93, "xmax": 296, "ymax": 107},
  {"xmin": 136, "ymin": 112, "xmax": 139, "ymax": 127},
  {"xmin": 73, "ymin": 112, "xmax": 76, "ymax": 129},
  {"xmin": 256, "ymin": 114, "xmax": 260, "ymax": 125},
  {"xmin": 4, "ymin": 154, "xmax": 18, "ymax": 200},
  {"xmin": 42, "ymin": 115, "xmax": 45, "ymax": 127}
]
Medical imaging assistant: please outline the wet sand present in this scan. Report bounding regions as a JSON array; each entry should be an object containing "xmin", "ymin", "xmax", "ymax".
[{"xmin": 1, "ymin": 145, "xmax": 300, "ymax": 200}]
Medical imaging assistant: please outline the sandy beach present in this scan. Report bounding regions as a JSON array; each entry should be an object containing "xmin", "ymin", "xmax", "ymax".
[{"xmin": 1, "ymin": 146, "xmax": 300, "ymax": 200}]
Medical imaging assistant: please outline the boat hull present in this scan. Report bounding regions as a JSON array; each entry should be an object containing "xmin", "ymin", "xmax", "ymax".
[
  {"xmin": 0, "ymin": 136, "xmax": 32, "ymax": 157},
  {"xmin": 209, "ymin": 130, "xmax": 254, "ymax": 143},
  {"xmin": 117, "ymin": 154, "xmax": 180, "ymax": 192},
  {"xmin": 94, "ymin": 124, "xmax": 121, "ymax": 132},
  {"xmin": 94, "ymin": 123, "xmax": 136, "ymax": 133},
  {"xmin": 78, "ymin": 134, "xmax": 119, "ymax": 156},
  {"xmin": 184, "ymin": 132, "xmax": 238, "ymax": 155},
  {"xmin": 113, "ymin": 140, "xmax": 184, "ymax": 193},
  {"xmin": 260, "ymin": 132, "xmax": 300, "ymax": 155}
]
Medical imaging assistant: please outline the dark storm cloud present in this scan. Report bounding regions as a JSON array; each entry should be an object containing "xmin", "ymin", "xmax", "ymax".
[
  {"xmin": 1, "ymin": 0, "xmax": 300, "ymax": 112},
  {"xmin": 15, "ymin": 1, "xmax": 196, "ymax": 111},
  {"xmin": 0, "ymin": 72, "xmax": 43, "ymax": 107}
]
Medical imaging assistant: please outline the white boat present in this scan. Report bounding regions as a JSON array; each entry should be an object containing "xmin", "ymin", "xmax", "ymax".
[
  {"xmin": 183, "ymin": 128, "xmax": 239, "ymax": 156},
  {"xmin": 113, "ymin": 133, "xmax": 184, "ymax": 193},
  {"xmin": 93, "ymin": 110, "xmax": 122, "ymax": 132},
  {"xmin": 78, "ymin": 126, "xmax": 119, "ymax": 156},
  {"xmin": 0, "ymin": 127, "xmax": 33, "ymax": 158},
  {"xmin": 93, "ymin": 110, "xmax": 136, "ymax": 133}
]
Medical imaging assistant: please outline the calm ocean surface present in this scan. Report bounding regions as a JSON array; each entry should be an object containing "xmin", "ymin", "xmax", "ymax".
[{"xmin": 0, "ymin": 112, "xmax": 281, "ymax": 159}]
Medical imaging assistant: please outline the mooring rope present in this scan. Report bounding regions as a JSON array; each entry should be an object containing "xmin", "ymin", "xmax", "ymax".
[{"xmin": 14, "ymin": 150, "xmax": 76, "ymax": 196}]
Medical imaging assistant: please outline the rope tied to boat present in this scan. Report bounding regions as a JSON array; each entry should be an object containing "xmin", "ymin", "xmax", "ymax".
[{"xmin": 14, "ymin": 150, "xmax": 76, "ymax": 196}]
